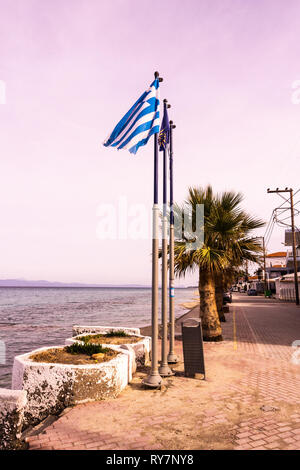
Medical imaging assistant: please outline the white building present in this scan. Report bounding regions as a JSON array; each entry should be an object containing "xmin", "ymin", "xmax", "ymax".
[
  {"xmin": 273, "ymin": 273, "xmax": 300, "ymax": 301},
  {"xmin": 285, "ymin": 248, "xmax": 300, "ymax": 269},
  {"xmin": 265, "ymin": 251, "xmax": 286, "ymax": 268}
]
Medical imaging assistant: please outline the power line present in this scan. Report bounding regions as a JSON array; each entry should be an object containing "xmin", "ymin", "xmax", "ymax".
[
  {"xmin": 274, "ymin": 201, "xmax": 300, "ymax": 224},
  {"xmin": 274, "ymin": 198, "xmax": 300, "ymax": 216},
  {"xmin": 263, "ymin": 209, "xmax": 275, "ymax": 240},
  {"xmin": 267, "ymin": 187, "xmax": 299, "ymax": 305},
  {"xmin": 265, "ymin": 219, "xmax": 275, "ymax": 248},
  {"xmin": 274, "ymin": 188, "xmax": 300, "ymax": 211},
  {"xmin": 262, "ymin": 190, "xmax": 300, "ymax": 250}
]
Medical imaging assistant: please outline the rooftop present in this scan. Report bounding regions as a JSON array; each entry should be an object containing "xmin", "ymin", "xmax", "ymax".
[{"xmin": 266, "ymin": 251, "xmax": 287, "ymax": 258}]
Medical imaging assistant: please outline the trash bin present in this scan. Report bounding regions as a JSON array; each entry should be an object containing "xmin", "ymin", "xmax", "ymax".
[{"xmin": 181, "ymin": 318, "xmax": 205, "ymax": 379}]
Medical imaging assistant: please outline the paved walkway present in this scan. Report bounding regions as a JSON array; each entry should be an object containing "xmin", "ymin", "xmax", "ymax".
[{"xmin": 26, "ymin": 295, "xmax": 300, "ymax": 450}]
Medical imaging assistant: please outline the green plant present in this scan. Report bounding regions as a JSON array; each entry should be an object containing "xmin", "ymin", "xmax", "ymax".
[
  {"xmin": 65, "ymin": 342, "xmax": 110, "ymax": 356},
  {"xmin": 77, "ymin": 330, "xmax": 130, "ymax": 344},
  {"xmin": 77, "ymin": 334, "xmax": 100, "ymax": 343},
  {"xmin": 105, "ymin": 329, "xmax": 129, "ymax": 337}
]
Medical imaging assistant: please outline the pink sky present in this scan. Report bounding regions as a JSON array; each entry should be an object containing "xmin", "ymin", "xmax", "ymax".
[{"xmin": 1, "ymin": 0, "xmax": 300, "ymax": 285}]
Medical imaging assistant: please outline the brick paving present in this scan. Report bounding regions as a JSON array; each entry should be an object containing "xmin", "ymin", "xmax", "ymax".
[{"xmin": 26, "ymin": 294, "xmax": 300, "ymax": 450}]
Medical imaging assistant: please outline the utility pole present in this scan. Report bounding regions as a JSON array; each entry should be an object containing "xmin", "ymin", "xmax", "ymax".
[
  {"xmin": 267, "ymin": 188, "xmax": 299, "ymax": 305},
  {"xmin": 290, "ymin": 189, "xmax": 299, "ymax": 305},
  {"xmin": 262, "ymin": 236, "xmax": 267, "ymax": 292}
]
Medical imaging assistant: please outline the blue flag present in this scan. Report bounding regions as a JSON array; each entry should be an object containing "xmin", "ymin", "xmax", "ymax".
[
  {"xmin": 158, "ymin": 100, "xmax": 170, "ymax": 151},
  {"xmin": 103, "ymin": 78, "xmax": 160, "ymax": 155}
]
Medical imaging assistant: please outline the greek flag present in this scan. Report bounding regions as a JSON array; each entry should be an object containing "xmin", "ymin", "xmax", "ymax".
[{"xmin": 103, "ymin": 78, "xmax": 160, "ymax": 155}]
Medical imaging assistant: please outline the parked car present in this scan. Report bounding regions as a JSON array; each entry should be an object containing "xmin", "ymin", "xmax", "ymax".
[
  {"xmin": 247, "ymin": 289, "xmax": 257, "ymax": 296},
  {"xmin": 232, "ymin": 286, "xmax": 239, "ymax": 292},
  {"xmin": 223, "ymin": 291, "xmax": 232, "ymax": 303}
]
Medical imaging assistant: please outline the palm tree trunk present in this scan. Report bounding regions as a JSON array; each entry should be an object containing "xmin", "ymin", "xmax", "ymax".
[
  {"xmin": 198, "ymin": 268, "xmax": 223, "ymax": 341},
  {"xmin": 215, "ymin": 287, "xmax": 226, "ymax": 322},
  {"xmin": 214, "ymin": 272, "xmax": 226, "ymax": 322}
]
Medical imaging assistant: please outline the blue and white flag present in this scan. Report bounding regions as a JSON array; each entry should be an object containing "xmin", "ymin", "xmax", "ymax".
[{"xmin": 103, "ymin": 78, "xmax": 160, "ymax": 155}]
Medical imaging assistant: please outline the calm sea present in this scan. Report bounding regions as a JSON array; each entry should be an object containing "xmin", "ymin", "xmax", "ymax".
[{"xmin": 0, "ymin": 287, "xmax": 195, "ymax": 388}]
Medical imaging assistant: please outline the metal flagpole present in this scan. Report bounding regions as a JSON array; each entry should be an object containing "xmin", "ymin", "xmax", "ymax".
[
  {"xmin": 159, "ymin": 100, "xmax": 174, "ymax": 377},
  {"xmin": 143, "ymin": 71, "xmax": 163, "ymax": 388},
  {"xmin": 167, "ymin": 120, "xmax": 178, "ymax": 364}
]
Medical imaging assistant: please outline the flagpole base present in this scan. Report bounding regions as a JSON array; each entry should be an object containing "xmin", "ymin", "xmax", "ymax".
[
  {"xmin": 142, "ymin": 373, "xmax": 163, "ymax": 388},
  {"xmin": 159, "ymin": 364, "xmax": 175, "ymax": 377},
  {"xmin": 167, "ymin": 353, "xmax": 179, "ymax": 364}
]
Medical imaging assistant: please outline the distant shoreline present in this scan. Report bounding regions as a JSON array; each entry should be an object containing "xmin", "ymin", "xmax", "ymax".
[
  {"xmin": 0, "ymin": 285, "xmax": 192, "ymax": 289},
  {"xmin": 0, "ymin": 285, "xmax": 152, "ymax": 289}
]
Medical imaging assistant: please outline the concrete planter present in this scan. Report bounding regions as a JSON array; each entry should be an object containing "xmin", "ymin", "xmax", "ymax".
[
  {"xmin": 72, "ymin": 325, "xmax": 140, "ymax": 337},
  {"xmin": 67, "ymin": 330, "xmax": 151, "ymax": 368},
  {"xmin": 0, "ymin": 389, "xmax": 27, "ymax": 449},
  {"xmin": 12, "ymin": 345, "xmax": 131, "ymax": 428}
]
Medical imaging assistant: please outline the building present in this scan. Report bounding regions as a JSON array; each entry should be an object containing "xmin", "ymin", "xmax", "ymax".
[
  {"xmin": 273, "ymin": 273, "xmax": 300, "ymax": 301},
  {"xmin": 248, "ymin": 275, "xmax": 264, "ymax": 293},
  {"xmin": 285, "ymin": 248, "xmax": 300, "ymax": 270},
  {"xmin": 265, "ymin": 250, "xmax": 300, "ymax": 280},
  {"xmin": 265, "ymin": 251, "xmax": 287, "ymax": 268},
  {"xmin": 238, "ymin": 250, "xmax": 300, "ymax": 294},
  {"xmin": 265, "ymin": 251, "xmax": 288, "ymax": 279}
]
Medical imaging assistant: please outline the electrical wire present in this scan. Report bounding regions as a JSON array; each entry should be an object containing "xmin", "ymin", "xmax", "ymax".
[
  {"xmin": 274, "ymin": 198, "xmax": 300, "ymax": 216},
  {"xmin": 264, "ymin": 209, "xmax": 275, "ymax": 240},
  {"xmin": 265, "ymin": 219, "xmax": 275, "ymax": 248},
  {"xmin": 263, "ymin": 190, "xmax": 300, "ymax": 251},
  {"xmin": 273, "ymin": 189, "xmax": 300, "ymax": 211}
]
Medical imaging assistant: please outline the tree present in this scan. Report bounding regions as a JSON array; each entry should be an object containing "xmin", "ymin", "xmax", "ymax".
[{"xmin": 173, "ymin": 186, "xmax": 264, "ymax": 341}]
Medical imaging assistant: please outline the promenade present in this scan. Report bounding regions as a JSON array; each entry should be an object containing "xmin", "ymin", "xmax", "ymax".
[{"xmin": 26, "ymin": 294, "xmax": 300, "ymax": 450}]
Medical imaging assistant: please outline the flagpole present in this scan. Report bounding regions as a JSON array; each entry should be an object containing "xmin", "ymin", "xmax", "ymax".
[
  {"xmin": 167, "ymin": 120, "xmax": 178, "ymax": 364},
  {"xmin": 159, "ymin": 101, "xmax": 174, "ymax": 377},
  {"xmin": 143, "ymin": 71, "xmax": 163, "ymax": 388}
]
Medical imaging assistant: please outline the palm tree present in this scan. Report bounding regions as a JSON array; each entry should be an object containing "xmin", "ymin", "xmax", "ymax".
[
  {"xmin": 173, "ymin": 186, "xmax": 264, "ymax": 341},
  {"xmin": 214, "ymin": 266, "xmax": 247, "ymax": 321}
]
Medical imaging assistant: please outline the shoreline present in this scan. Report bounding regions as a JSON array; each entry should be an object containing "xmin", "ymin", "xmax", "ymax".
[{"xmin": 139, "ymin": 303, "xmax": 200, "ymax": 337}]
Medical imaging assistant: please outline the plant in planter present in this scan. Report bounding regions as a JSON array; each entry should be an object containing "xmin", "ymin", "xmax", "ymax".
[
  {"xmin": 105, "ymin": 329, "xmax": 130, "ymax": 337},
  {"xmin": 77, "ymin": 330, "xmax": 142, "ymax": 346},
  {"xmin": 66, "ymin": 328, "xmax": 151, "ymax": 368},
  {"xmin": 29, "ymin": 343, "xmax": 119, "ymax": 365}
]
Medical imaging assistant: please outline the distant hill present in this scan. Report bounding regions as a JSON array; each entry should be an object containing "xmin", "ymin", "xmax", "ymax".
[{"xmin": 0, "ymin": 279, "xmax": 150, "ymax": 288}]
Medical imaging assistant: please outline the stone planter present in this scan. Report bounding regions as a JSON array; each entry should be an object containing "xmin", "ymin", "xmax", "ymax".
[
  {"xmin": 72, "ymin": 325, "xmax": 140, "ymax": 337},
  {"xmin": 67, "ymin": 330, "xmax": 151, "ymax": 368},
  {"xmin": 12, "ymin": 345, "xmax": 131, "ymax": 427},
  {"xmin": 0, "ymin": 389, "xmax": 27, "ymax": 449}
]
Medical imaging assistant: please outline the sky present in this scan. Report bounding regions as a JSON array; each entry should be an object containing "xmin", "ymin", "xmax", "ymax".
[{"xmin": 0, "ymin": 0, "xmax": 300, "ymax": 285}]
